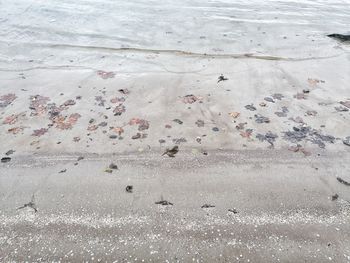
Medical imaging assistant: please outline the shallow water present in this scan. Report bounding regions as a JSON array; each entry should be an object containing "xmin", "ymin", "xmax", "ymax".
[{"xmin": 1, "ymin": 0, "xmax": 350, "ymax": 58}]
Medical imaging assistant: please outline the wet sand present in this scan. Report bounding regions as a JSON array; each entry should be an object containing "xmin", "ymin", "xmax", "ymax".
[
  {"xmin": 1, "ymin": 0, "xmax": 350, "ymax": 261},
  {"xmin": 1, "ymin": 150, "xmax": 350, "ymax": 262}
]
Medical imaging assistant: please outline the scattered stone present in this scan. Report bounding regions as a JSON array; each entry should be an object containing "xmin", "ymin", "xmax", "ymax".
[
  {"xmin": 196, "ymin": 137, "xmax": 202, "ymax": 144},
  {"xmin": 331, "ymin": 194, "xmax": 339, "ymax": 201},
  {"xmin": 245, "ymin": 104, "xmax": 256, "ymax": 111},
  {"xmin": 110, "ymin": 97, "xmax": 125, "ymax": 104},
  {"xmin": 63, "ymin": 99, "xmax": 76, "ymax": 106},
  {"xmin": 335, "ymin": 106, "xmax": 349, "ymax": 112},
  {"xmin": 109, "ymin": 135, "xmax": 118, "ymax": 139},
  {"xmin": 195, "ymin": 119, "xmax": 205, "ymax": 127},
  {"xmin": 8, "ymin": 126, "xmax": 25, "ymax": 134},
  {"xmin": 113, "ymin": 104, "xmax": 126, "ymax": 116},
  {"xmin": 264, "ymin": 97, "xmax": 275, "ymax": 103},
  {"xmin": 272, "ymin": 93, "xmax": 284, "ymax": 100},
  {"xmin": 113, "ymin": 127, "xmax": 124, "ymax": 135},
  {"xmin": 97, "ymin": 70, "xmax": 115, "ymax": 79},
  {"xmin": 182, "ymin": 94, "xmax": 202, "ymax": 104},
  {"xmin": 138, "ymin": 120, "xmax": 149, "ymax": 131},
  {"xmin": 218, "ymin": 74, "xmax": 228, "ymax": 83},
  {"xmin": 155, "ymin": 200, "xmax": 173, "ymax": 206},
  {"xmin": 288, "ymin": 144, "xmax": 311, "ymax": 156},
  {"xmin": 165, "ymin": 124, "xmax": 172, "ymax": 129},
  {"xmin": 201, "ymin": 204, "xmax": 215, "ymax": 208},
  {"xmin": 87, "ymin": 125, "xmax": 98, "ymax": 131},
  {"xmin": 228, "ymin": 208, "xmax": 238, "ymax": 214},
  {"xmin": 0, "ymin": 93, "xmax": 17, "ymax": 108},
  {"xmin": 240, "ymin": 129, "xmax": 253, "ymax": 139},
  {"xmin": 54, "ymin": 113, "xmax": 81, "ymax": 130},
  {"xmin": 173, "ymin": 119, "xmax": 183, "ymax": 125},
  {"xmin": 95, "ymin": 96, "xmax": 106, "ymax": 107},
  {"xmin": 306, "ymin": 110, "xmax": 317, "ymax": 116},
  {"xmin": 162, "ymin": 146, "xmax": 179, "ymax": 157},
  {"xmin": 29, "ymin": 95, "xmax": 50, "ymax": 116},
  {"xmin": 283, "ymin": 126, "xmax": 334, "ymax": 148},
  {"xmin": 327, "ymin": 34, "xmax": 350, "ymax": 42},
  {"xmin": 308, "ymin": 78, "xmax": 324, "ymax": 86},
  {"xmin": 256, "ymin": 132, "xmax": 278, "ymax": 146},
  {"xmin": 1, "ymin": 157, "xmax": 11, "ymax": 163},
  {"xmin": 337, "ymin": 177, "xmax": 350, "ymax": 186},
  {"xmin": 343, "ymin": 137, "xmax": 350, "ymax": 146},
  {"xmin": 228, "ymin": 112, "xmax": 240, "ymax": 118},
  {"xmin": 132, "ymin": 133, "xmax": 141, "ymax": 139},
  {"xmin": 104, "ymin": 168, "xmax": 113, "ymax": 173},
  {"xmin": 173, "ymin": 138, "xmax": 187, "ymax": 144},
  {"xmin": 32, "ymin": 128, "xmax": 48, "ymax": 137},
  {"xmin": 59, "ymin": 169, "xmax": 67, "ymax": 173},
  {"xmin": 98, "ymin": 121, "xmax": 108, "ymax": 127},
  {"xmin": 294, "ymin": 93, "xmax": 307, "ymax": 100},
  {"xmin": 236, "ymin": 123, "xmax": 246, "ymax": 130},
  {"xmin": 126, "ymin": 185, "xmax": 133, "ymax": 193},
  {"xmin": 259, "ymin": 102, "xmax": 267, "ymax": 107},
  {"xmin": 118, "ymin": 89, "xmax": 130, "ymax": 95},
  {"xmin": 109, "ymin": 163, "xmax": 118, "ymax": 170},
  {"xmin": 289, "ymin": 116, "xmax": 304, "ymax": 124},
  {"xmin": 5, "ymin": 150, "xmax": 15, "ymax": 156},
  {"xmin": 254, "ymin": 114, "xmax": 270, "ymax": 123},
  {"xmin": 3, "ymin": 113, "xmax": 24, "ymax": 125},
  {"xmin": 340, "ymin": 101, "xmax": 350, "ymax": 109},
  {"xmin": 73, "ymin": 136, "xmax": 81, "ymax": 142},
  {"xmin": 212, "ymin": 127, "xmax": 220, "ymax": 132},
  {"xmin": 275, "ymin": 107, "xmax": 289, "ymax": 117},
  {"xmin": 159, "ymin": 139, "xmax": 166, "ymax": 144}
]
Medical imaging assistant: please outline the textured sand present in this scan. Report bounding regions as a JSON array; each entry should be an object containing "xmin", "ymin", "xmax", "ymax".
[{"xmin": 1, "ymin": 0, "xmax": 350, "ymax": 261}]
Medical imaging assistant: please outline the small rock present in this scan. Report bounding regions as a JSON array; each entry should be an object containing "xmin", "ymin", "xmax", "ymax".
[
  {"xmin": 228, "ymin": 208, "xmax": 238, "ymax": 214},
  {"xmin": 245, "ymin": 104, "xmax": 256, "ymax": 111},
  {"xmin": 126, "ymin": 185, "xmax": 133, "ymax": 193},
  {"xmin": 342, "ymin": 136, "xmax": 350, "ymax": 146},
  {"xmin": 337, "ymin": 177, "xmax": 350, "ymax": 186},
  {"xmin": 155, "ymin": 200, "xmax": 173, "ymax": 206},
  {"xmin": 195, "ymin": 119, "xmax": 205, "ymax": 127},
  {"xmin": 5, "ymin": 150, "xmax": 15, "ymax": 156},
  {"xmin": 109, "ymin": 163, "xmax": 118, "ymax": 170},
  {"xmin": 228, "ymin": 112, "xmax": 240, "ymax": 118},
  {"xmin": 201, "ymin": 204, "xmax": 215, "ymax": 208},
  {"xmin": 162, "ymin": 146, "xmax": 179, "ymax": 157},
  {"xmin": 254, "ymin": 114, "xmax": 270, "ymax": 123},
  {"xmin": 132, "ymin": 133, "xmax": 141, "ymax": 139},
  {"xmin": 331, "ymin": 194, "xmax": 339, "ymax": 201},
  {"xmin": 218, "ymin": 74, "xmax": 228, "ymax": 83},
  {"xmin": 173, "ymin": 119, "xmax": 183, "ymax": 125},
  {"xmin": 264, "ymin": 97, "xmax": 275, "ymax": 103},
  {"xmin": 1, "ymin": 157, "xmax": 11, "ymax": 163}
]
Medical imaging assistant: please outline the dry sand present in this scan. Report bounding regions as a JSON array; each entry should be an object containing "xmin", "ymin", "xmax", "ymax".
[{"xmin": 1, "ymin": 0, "xmax": 350, "ymax": 262}]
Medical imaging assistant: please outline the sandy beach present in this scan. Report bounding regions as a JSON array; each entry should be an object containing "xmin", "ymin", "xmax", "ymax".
[{"xmin": 1, "ymin": 0, "xmax": 350, "ymax": 261}]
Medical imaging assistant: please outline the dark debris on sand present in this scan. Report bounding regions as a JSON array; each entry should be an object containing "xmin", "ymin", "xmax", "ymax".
[
  {"xmin": 162, "ymin": 146, "xmax": 179, "ymax": 157},
  {"xmin": 155, "ymin": 200, "xmax": 173, "ymax": 206},
  {"xmin": 283, "ymin": 126, "xmax": 335, "ymax": 148}
]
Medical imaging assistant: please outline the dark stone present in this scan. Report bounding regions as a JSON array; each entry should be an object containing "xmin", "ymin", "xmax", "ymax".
[
  {"xmin": 126, "ymin": 185, "xmax": 133, "ymax": 193},
  {"xmin": 327, "ymin": 34, "xmax": 350, "ymax": 42},
  {"xmin": 1, "ymin": 157, "xmax": 11, "ymax": 163}
]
